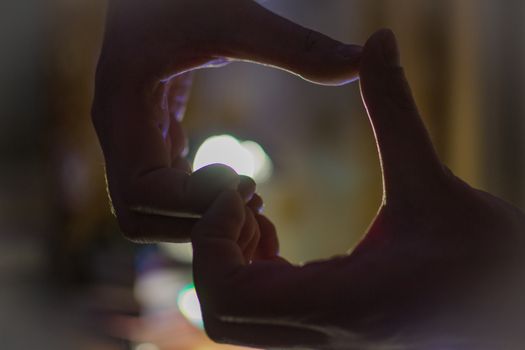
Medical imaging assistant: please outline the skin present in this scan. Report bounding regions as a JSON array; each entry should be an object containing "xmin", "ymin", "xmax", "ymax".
[
  {"xmin": 93, "ymin": 0, "xmax": 525, "ymax": 347},
  {"xmin": 191, "ymin": 30, "xmax": 525, "ymax": 349},
  {"xmin": 91, "ymin": 0, "xmax": 361, "ymax": 244}
]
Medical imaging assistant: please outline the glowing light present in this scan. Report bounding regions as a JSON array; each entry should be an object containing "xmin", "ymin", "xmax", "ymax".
[
  {"xmin": 135, "ymin": 343, "xmax": 159, "ymax": 350},
  {"xmin": 134, "ymin": 270, "xmax": 184, "ymax": 311},
  {"xmin": 193, "ymin": 135, "xmax": 254, "ymax": 177},
  {"xmin": 193, "ymin": 135, "xmax": 273, "ymax": 183},
  {"xmin": 241, "ymin": 140, "xmax": 273, "ymax": 183},
  {"xmin": 160, "ymin": 242, "xmax": 193, "ymax": 264},
  {"xmin": 177, "ymin": 283, "xmax": 203, "ymax": 328}
]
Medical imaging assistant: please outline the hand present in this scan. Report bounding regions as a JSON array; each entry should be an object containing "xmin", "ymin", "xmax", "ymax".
[
  {"xmin": 91, "ymin": 0, "xmax": 362, "ymax": 243},
  {"xmin": 191, "ymin": 29, "xmax": 525, "ymax": 349}
]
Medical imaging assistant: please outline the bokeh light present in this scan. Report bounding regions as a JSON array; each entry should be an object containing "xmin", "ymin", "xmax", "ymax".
[
  {"xmin": 193, "ymin": 135, "xmax": 273, "ymax": 183},
  {"xmin": 177, "ymin": 283, "xmax": 203, "ymax": 329},
  {"xmin": 160, "ymin": 242, "xmax": 194, "ymax": 264},
  {"xmin": 135, "ymin": 343, "xmax": 160, "ymax": 350},
  {"xmin": 241, "ymin": 140, "xmax": 273, "ymax": 183}
]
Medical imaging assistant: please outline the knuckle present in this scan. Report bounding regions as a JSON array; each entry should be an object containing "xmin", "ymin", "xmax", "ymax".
[
  {"xmin": 117, "ymin": 215, "xmax": 146, "ymax": 243},
  {"xmin": 119, "ymin": 221, "xmax": 140, "ymax": 242},
  {"xmin": 200, "ymin": 305, "xmax": 237, "ymax": 344},
  {"xmin": 202, "ymin": 319, "xmax": 226, "ymax": 343}
]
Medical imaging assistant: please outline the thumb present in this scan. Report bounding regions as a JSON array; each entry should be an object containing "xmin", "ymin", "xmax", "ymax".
[
  {"xmin": 192, "ymin": 190, "xmax": 247, "ymax": 285},
  {"xmin": 359, "ymin": 29, "xmax": 445, "ymax": 201}
]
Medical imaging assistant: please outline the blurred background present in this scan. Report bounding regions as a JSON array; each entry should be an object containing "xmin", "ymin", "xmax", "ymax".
[{"xmin": 1, "ymin": 0, "xmax": 525, "ymax": 349}]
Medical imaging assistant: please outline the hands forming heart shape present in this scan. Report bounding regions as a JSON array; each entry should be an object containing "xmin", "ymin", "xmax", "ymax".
[{"xmin": 92, "ymin": 1, "xmax": 525, "ymax": 349}]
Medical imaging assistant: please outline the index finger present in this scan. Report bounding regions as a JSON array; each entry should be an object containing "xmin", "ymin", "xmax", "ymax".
[
  {"xmin": 93, "ymin": 0, "xmax": 363, "ymax": 242},
  {"xmin": 214, "ymin": 0, "xmax": 362, "ymax": 85}
]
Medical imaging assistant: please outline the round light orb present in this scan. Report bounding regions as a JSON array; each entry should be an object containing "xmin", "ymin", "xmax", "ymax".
[
  {"xmin": 193, "ymin": 135, "xmax": 254, "ymax": 177},
  {"xmin": 242, "ymin": 140, "xmax": 273, "ymax": 183},
  {"xmin": 135, "ymin": 343, "xmax": 159, "ymax": 350},
  {"xmin": 160, "ymin": 242, "xmax": 193, "ymax": 264},
  {"xmin": 193, "ymin": 135, "xmax": 273, "ymax": 183},
  {"xmin": 177, "ymin": 283, "xmax": 203, "ymax": 329}
]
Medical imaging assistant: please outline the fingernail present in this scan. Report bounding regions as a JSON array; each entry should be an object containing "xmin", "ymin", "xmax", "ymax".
[
  {"xmin": 381, "ymin": 29, "xmax": 400, "ymax": 67},
  {"xmin": 238, "ymin": 176, "xmax": 256, "ymax": 202}
]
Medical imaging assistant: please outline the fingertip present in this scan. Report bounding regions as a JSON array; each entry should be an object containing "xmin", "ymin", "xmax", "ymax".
[
  {"xmin": 360, "ymin": 28, "xmax": 401, "ymax": 74},
  {"xmin": 193, "ymin": 189, "xmax": 245, "ymax": 242},
  {"xmin": 300, "ymin": 42, "xmax": 363, "ymax": 86},
  {"xmin": 221, "ymin": 0, "xmax": 362, "ymax": 86},
  {"xmin": 241, "ymin": 208, "xmax": 261, "ymax": 263},
  {"xmin": 359, "ymin": 28, "xmax": 402, "ymax": 107},
  {"xmin": 191, "ymin": 189, "xmax": 247, "ymax": 281},
  {"xmin": 336, "ymin": 44, "xmax": 363, "ymax": 60},
  {"xmin": 361, "ymin": 29, "xmax": 386, "ymax": 72},
  {"xmin": 238, "ymin": 175, "xmax": 256, "ymax": 202},
  {"xmin": 247, "ymin": 193, "xmax": 264, "ymax": 214},
  {"xmin": 237, "ymin": 205, "xmax": 257, "ymax": 250},
  {"xmin": 380, "ymin": 29, "xmax": 400, "ymax": 67},
  {"xmin": 254, "ymin": 214, "xmax": 280, "ymax": 260},
  {"xmin": 186, "ymin": 164, "xmax": 240, "ymax": 212}
]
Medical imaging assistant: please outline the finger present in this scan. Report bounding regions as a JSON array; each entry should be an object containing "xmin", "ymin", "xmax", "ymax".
[
  {"xmin": 129, "ymin": 165, "xmax": 254, "ymax": 215},
  {"xmin": 192, "ymin": 190, "xmax": 247, "ymax": 282},
  {"xmin": 237, "ymin": 208, "xmax": 257, "ymax": 253},
  {"xmin": 122, "ymin": 211, "xmax": 197, "ymax": 243},
  {"xmin": 187, "ymin": 165, "xmax": 255, "ymax": 212},
  {"xmin": 253, "ymin": 214, "xmax": 280, "ymax": 260},
  {"xmin": 203, "ymin": 318, "xmax": 328, "ymax": 349},
  {"xmin": 92, "ymin": 80, "xmax": 189, "ymax": 229},
  {"xmin": 238, "ymin": 176, "xmax": 256, "ymax": 202},
  {"xmin": 94, "ymin": 81, "xmax": 251, "ymax": 243},
  {"xmin": 213, "ymin": 0, "xmax": 362, "ymax": 86},
  {"xmin": 151, "ymin": 81, "xmax": 170, "ymax": 138},
  {"xmin": 247, "ymin": 193, "xmax": 264, "ymax": 214},
  {"xmin": 191, "ymin": 192, "xmax": 346, "ymax": 346},
  {"xmin": 95, "ymin": 0, "xmax": 362, "ymax": 245},
  {"xmin": 123, "ymin": 165, "xmax": 251, "ymax": 242},
  {"xmin": 166, "ymin": 74, "xmax": 192, "ymax": 162},
  {"xmin": 192, "ymin": 191, "xmax": 339, "ymax": 318},
  {"xmin": 167, "ymin": 118, "xmax": 188, "ymax": 164},
  {"xmin": 241, "ymin": 209, "xmax": 261, "ymax": 263},
  {"xmin": 166, "ymin": 72, "xmax": 193, "ymax": 122},
  {"xmin": 359, "ymin": 29, "xmax": 445, "ymax": 200},
  {"xmin": 171, "ymin": 155, "xmax": 192, "ymax": 174},
  {"xmin": 196, "ymin": 256, "xmax": 345, "ymax": 348},
  {"xmin": 128, "ymin": 164, "xmax": 237, "ymax": 213},
  {"xmin": 244, "ymin": 232, "xmax": 260, "ymax": 263}
]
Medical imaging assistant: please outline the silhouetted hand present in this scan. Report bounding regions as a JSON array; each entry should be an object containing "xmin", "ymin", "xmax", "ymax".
[
  {"xmin": 191, "ymin": 30, "xmax": 525, "ymax": 349},
  {"xmin": 91, "ymin": 0, "xmax": 362, "ymax": 243}
]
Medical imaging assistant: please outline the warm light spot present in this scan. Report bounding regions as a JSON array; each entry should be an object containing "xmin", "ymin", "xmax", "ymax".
[
  {"xmin": 134, "ymin": 270, "xmax": 183, "ymax": 311},
  {"xmin": 193, "ymin": 135, "xmax": 273, "ymax": 183},
  {"xmin": 160, "ymin": 242, "xmax": 193, "ymax": 264},
  {"xmin": 193, "ymin": 135, "xmax": 254, "ymax": 177},
  {"xmin": 135, "ymin": 343, "xmax": 159, "ymax": 350},
  {"xmin": 242, "ymin": 140, "xmax": 273, "ymax": 183},
  {"xmin": 177, "ymin": 283, "xmax": 203, "ymax": 328}
]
